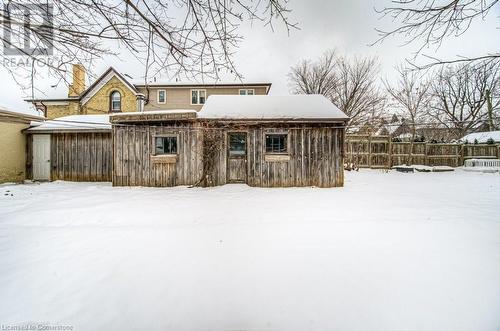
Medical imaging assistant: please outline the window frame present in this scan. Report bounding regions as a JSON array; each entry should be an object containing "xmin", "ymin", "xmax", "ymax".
[
  {"xmin": 110, "ymin": 91, "xmax": 121, "ymax": 112},
  {"xmin": 153, "ymin": 134, "xmax": 179, "ymax": 156},
  {"xmin": 157, "ymin": 89, "xmax": 167, "ymax": 104},
  {"xmin": 239, "ymin": 89, "xmax": 255, "ymax": 95},
  {"xmin": 264, "ymin": 131, "xmax": 289, "ymax": 155},
  {"xmin": 227, "ymin": 131, "xmax": 248, "ymax": 157},
  {"xmin": 190, "ymin": 89, "xmax": 207, "ymax": 105}
]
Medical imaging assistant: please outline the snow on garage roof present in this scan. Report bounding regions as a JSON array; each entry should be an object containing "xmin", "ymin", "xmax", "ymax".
[
  {"xmin": 198, "ymin": 95, "xmax": 349, "ymax": 121},
  {"xmin": 460, "ymin": 131, "xmax": 500, "ymax": 143},
  {"xmin": 27, "ymin": 114, "xmax": 111, "ymax": 132}
]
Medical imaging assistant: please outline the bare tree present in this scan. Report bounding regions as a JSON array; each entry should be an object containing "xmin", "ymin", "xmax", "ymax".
[
  {"xmin": 374, "ymin": 0, "xmax": 500, "ymax": 68},
  {"xmin": 333, "ymin": 56, "xmax": 386, "ymax": 128},
  {"xmin": 385, "ymin": 65, "xmax": 431, "ymax": 164},
  {"xmin": 288, "ymin": 50, "xmax": 338, "ymax": 96},
  {"xmin": 429, "ymin": 60, "xmax": 500, "ymax": 138},
  {"xmin": 288, "ymin": 51, "xmax": 386, "ymax": 128},
  {"xmin": 0, "ymin": 0, "xmax": 296, "ymax": 96}
]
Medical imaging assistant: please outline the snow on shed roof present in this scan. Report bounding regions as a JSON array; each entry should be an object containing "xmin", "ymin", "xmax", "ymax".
[
  {"xmin": 460, "ymin": 131, "xmax": 500, "ymax": 143},
  {"xmin": 27, "ymin": 115, "xmax": 111, "ymax": 132},
  {"xmin": 198, "ymin": 95, "xmax": 349, "ymax": 121}
]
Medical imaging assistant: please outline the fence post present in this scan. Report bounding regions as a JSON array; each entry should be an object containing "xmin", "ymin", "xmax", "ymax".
[
  {"xmin": 388, "ymin": 136, "xmax": 392, "ymax": 168},
  {"xmin": 459, "ymin": 143, "xmax": 464, "ymax": 167},
  {"xmin": 425, "ymin": 143, "xmax": 429, "ymax": 166},
  {"xmin": 368, "ymin": 135, "xmax": 372, "ymax": 168}
]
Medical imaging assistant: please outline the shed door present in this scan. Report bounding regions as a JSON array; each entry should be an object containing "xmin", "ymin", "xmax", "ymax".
[
  {"xmin": 33, "ymin": 134, "xmax": 51, "ymax": 181},
  {"xmin": 227, "ymin": 132, "xmax": 247, "ymax": 183}
]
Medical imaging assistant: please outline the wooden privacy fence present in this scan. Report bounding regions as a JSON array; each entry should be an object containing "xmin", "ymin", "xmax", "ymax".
[{"xmin": 345, "ymin": 135, "xmax": 500, "ymax": 168}]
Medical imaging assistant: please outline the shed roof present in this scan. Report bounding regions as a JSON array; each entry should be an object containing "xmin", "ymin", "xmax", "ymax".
[
  {"xmin": 26, "ymin": 115, "xmax": 111, "ymax": 132},
  {"xmin": 198, "ymin": 95, "xmax": 348, "ymax": 121}
]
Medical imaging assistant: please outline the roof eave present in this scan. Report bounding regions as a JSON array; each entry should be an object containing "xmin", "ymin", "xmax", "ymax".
[
  {"xmin": 133, "ymin": 83, "xmax": 272, "ymax": 89},
  {"xmin": 79, "ymin": 66, "xmax": 138, "ymax": 101},
  {"xmin": 24, "ymin": 98, "xmax": 78, "ymax": 102},
  {"xmin": 110, "ymin": 112, "xmax": 197, "ymax": 123},
  {"xmin": 0, "ymin": 109, "xmax": 45, "ymax": 121},
  {"xmin": 25, "ymin": 128, "xmax": 111, "ymax": 134},
  {"xmin": 199, "ymin": 117, "xmax": 349, "ymax": 123}
]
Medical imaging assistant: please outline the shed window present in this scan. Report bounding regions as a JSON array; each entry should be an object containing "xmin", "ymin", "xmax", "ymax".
[
  {"xmin": 239, "ymin": 89, "xmax": 254, "ymax": 95},
  {"xmin": 265, "ymin": 134, "xmax": 287, "ymax": 153},
  {"xmin": 191, "ymin": 90, "xmax": 206, "ymax": 104},
  {"xmin": 155, "ymin": 136, "xmax": 177, "ymax": 155},
  {"xmin": 110, "ymin": 91, "xmax": 121, "ymax": 112},
  {"xmin": 158, "ymin": 90, "xmax": 166, "ymax": 103},
  {"xmin": 229, "ymin": 133, "xmax": 246, "ymax": 156}
]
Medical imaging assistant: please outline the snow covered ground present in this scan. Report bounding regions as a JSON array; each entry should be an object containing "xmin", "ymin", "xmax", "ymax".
[{"xmin": 0, "ymin": 170, "xmax": 499, "ymax": 331}]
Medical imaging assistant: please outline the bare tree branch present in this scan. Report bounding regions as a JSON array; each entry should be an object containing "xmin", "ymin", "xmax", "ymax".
[
  {"xmin": 288, "ymin": 50, "xmax": 386, "ymax": 128},
  {"xmin": 385, "ymin": 65, "xmax": 432, "ymax": 163},
  {"xmin": 373, "ymin": 0, "xmax": 500, "ymax": 68},
  {"xmin": 0, "ymin": 0, "xmax": 297, "ymax": 97},
  {"xmin": 429, "ymin": 59, "xmax": 500, "ymax": 137}
]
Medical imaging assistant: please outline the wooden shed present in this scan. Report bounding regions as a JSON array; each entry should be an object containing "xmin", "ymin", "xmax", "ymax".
[
  {"xmin": 110, "ymin": 95, "xmax": 349, "ymax": 188},
  {"xmin": 25, "ymin": 115, "xmax": 112, "ymax": 182}
]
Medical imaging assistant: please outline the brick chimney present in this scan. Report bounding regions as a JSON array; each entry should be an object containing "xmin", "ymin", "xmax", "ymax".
[{"xmin": 68, "ymin": 64, "xmax": 86, "ymax": 97}]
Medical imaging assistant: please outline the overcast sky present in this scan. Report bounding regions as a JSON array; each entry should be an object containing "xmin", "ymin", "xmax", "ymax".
[{"xmin": 1, "ymin": 0, "xmax": 498, "ymax": 114}]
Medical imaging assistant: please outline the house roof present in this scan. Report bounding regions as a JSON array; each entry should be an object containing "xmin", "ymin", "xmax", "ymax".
[
  {"xmin": 0, "ymin": 106, "xmax": 45, "ymax": 123},
  {"xmin": 197, "ymin": 95, "xmax": 349, "ymax": 121},
  {"xmin": 26, "ymin": 66, "xmax": 272, "ymax": 103},
  {"xmin": 24, "ymin": 97, "xmax": 79, "ymax": 103},
  {"xmin": 26, "ymin": 114, "xmax": 111, "ymax": 132},
  {"xmin": 132, "ymin": 81, "xmax": 272, "ymax": 93},
  {"xmin": 80, "ymin": 67, "xmax": 139, "ymax": 105},
  {"xmin": 460, "ymin": 130, "xmax": 500, "ymax": 143}
]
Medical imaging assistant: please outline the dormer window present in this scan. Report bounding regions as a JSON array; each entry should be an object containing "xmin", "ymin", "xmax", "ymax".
[
  {"xmin": 110, "ymin": 91, "xmax": 121, "ymax": 112},
  {"xmin": 239, "ymin": 89, "xmax": 254, "ymax": 95}
]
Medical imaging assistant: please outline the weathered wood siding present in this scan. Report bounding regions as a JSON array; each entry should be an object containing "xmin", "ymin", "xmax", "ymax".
[
  {"xmin": 242, "ymin": 126, "xmax": 344, "ymax": 187},
  {"xmin": 50, "ymin": 132, "xmax": 112, "ymax": 181},
  {"xmin": 113, "ymin": 122, "xmax": 345, "ymax": 188},
  {"xmin": 113, "ymin": 123, "xmax": 203, "ymax": 187}
]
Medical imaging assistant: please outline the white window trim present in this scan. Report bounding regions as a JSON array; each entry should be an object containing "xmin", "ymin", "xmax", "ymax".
[
  {"xmin": 157, "ymin": 90, "xmax": 166, "ymax": 104},
  {"xmin": 190, "ymin": 89, "xmax": 207, "ymax": 105},
  {"xmin": 239, "ymin": 89, "xmax": 255, "ymax": 95},
  {"xmin": 110, "ymin": 91, "xmax": 121, "ymax": 112}
]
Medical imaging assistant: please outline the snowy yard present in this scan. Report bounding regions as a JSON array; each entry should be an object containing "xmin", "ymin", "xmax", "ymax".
[{"xmin": 0, "ymin": 170, "xmax": 499, "ymax": 331}]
